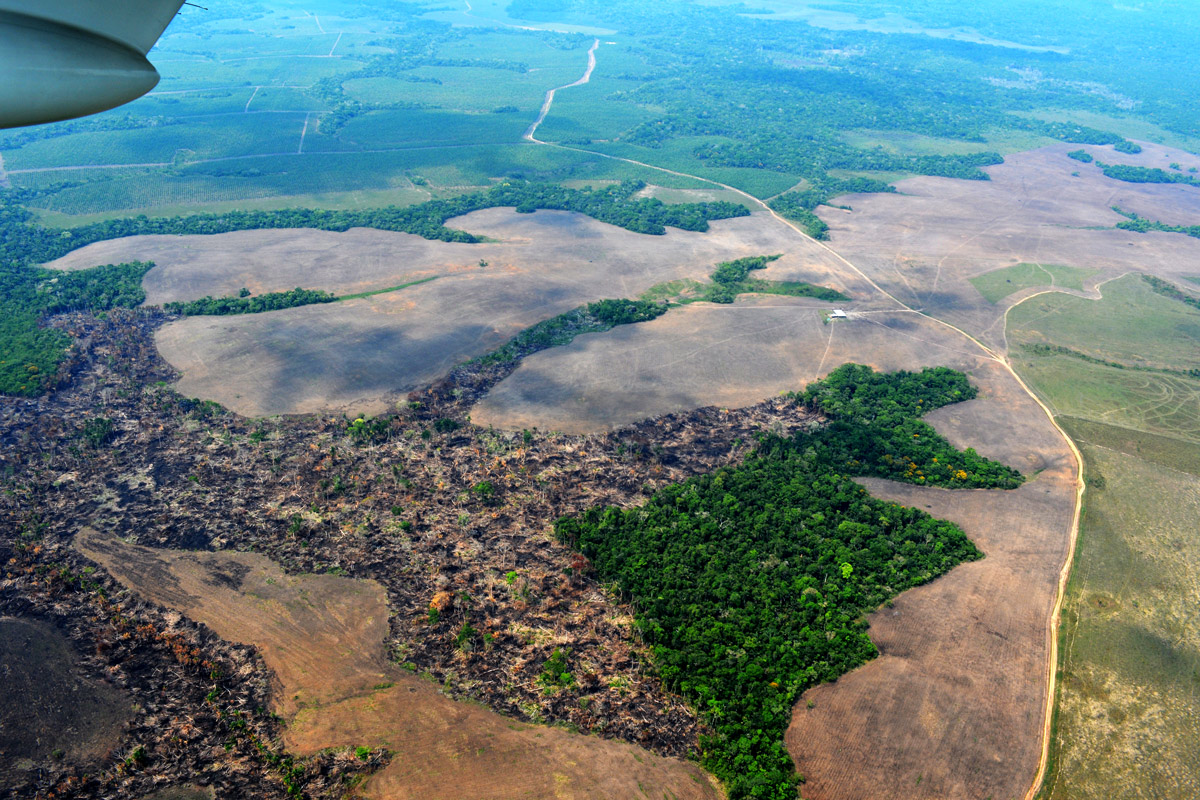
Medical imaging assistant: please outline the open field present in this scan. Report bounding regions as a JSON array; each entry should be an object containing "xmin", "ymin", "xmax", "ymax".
[
  {"xmin": 1013, "ymin": 358, "xmax": 1200, "ymax": 441},
  {"xmin": 45, "ymin": 208, "xmax": 868, "ymax": 417},
  {"xmin": 969, "ymin": 262, "xmax": 1098, "ymax": 304},
  {"xmin": 817, "ymin": 142, "xmax": 1200, "ymax": 350},
  {"xmin": 0, "ymin": 617, "xmax": 132, "ymax": 787},
  {"xmin": 1005, "ymin": 277, "xmax": 1200, "ymax": 800},
  {"xmin": 1007, "ymin": 274, "xmax": 1200, "ymax": 440},
  {"xmin": 476, "ymin": 293, "xmax": 1075, "ymax": 800},
  {"xmin": 1007, "ymin": 274, "xmax": 1200, "ymax": 373},
  {"xmin": 76, "ymin": 529, "xmax": 719, "ymax": 800},
  {"xmin": 1037, "ymin": 440, "xmax": 1200, "ymax": 800}
]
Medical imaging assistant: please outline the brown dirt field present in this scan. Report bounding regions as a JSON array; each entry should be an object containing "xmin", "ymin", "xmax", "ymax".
[
  {"xmin": 74, "ymin": 528, "xmax": 721, "ymax": 800},
  {"xmin": 45, "ymin": 208, "xmax": 871, "ymax": 417},
  {"xmin": 473, "ymin": 298, "xmax": 991, "ymax": 433},
  {"xmin": 474, "ymin": 302, "xmax": 1076, "ymax": 800},
  {"xmin": 817, "ymin": 141, "xmax": 1200, "ymax": 351}
]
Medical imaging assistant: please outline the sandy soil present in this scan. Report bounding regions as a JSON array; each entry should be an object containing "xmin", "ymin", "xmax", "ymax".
[
  {"xmin": 45, "ymin": 208, "xmax": 870, "ymax": 417},
  {"xmin": 818, "ymin": 141, "xmax": 1200, "ymax": 350},
  {"xmin": 75, "ymin": 528, "xmax": 721, "ymax": 800}
]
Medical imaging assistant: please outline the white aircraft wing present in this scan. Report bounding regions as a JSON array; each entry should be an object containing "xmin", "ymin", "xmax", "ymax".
[{"xmin": 0, "ymin": 0, "xmax": 188, "ymax": 129}]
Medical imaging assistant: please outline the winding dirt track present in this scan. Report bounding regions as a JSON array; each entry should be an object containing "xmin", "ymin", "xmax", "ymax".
[
  {"xmin": 520, "ymin": 43, "xmax": 1083, "ymax": 800},
  {"xmin": 523, "ymin": 39, "xmax": 599, "ymax": 141}
]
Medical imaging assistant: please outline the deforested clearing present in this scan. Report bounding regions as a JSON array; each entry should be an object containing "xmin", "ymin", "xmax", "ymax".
[
  {"xmin": 75, "ymin": 529, "xmax": 720, "ymax": 800},
  {"xmin": 816, "ymin": 142, "xmax": 1200, "ymax": 352},
  {"xmin": 46, "ymin": 207, "xmax": 866, "ymax": 417},
  {"xmin": 475, "ymin": 296, "xmax": 1075, "ymax": 800}
]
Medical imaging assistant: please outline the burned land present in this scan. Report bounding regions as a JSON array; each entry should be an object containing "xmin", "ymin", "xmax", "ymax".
[{"xmin": 0, "ymin": 306, "xmax": 824, "ymax": 799}]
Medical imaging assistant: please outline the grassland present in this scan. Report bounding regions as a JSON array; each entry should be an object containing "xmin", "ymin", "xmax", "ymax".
[
  {"xmin": 969, "ymin": 262, "xmax": 1098, "ymax": 304},
  {"xmin": 1010, "ymin": 273, "xmax": 1200, "ymax": 375},
  {"xmin": 1008, "ymin": 274, "xmax": 1200, "ymax": 800}
]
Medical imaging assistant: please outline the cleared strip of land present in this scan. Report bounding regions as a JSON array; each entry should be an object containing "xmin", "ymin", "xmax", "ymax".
[{"xmin": 75, "ymin": 528, "xmax": 720, "ymax": 800}]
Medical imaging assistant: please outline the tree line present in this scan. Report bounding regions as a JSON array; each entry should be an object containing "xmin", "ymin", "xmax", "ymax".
[
  {"xmin": 0, "ymin": 182, "xmax": 748, "ymax": 396},
  {"xmin": 162, "ymin": 288, "xmax": 339, "ymax": 316}
]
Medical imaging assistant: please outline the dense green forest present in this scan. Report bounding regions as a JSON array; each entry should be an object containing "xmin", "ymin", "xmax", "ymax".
[
  {"xmin": 767, "ymin": 177, "xmax": 895, "ymax": 240},
  {"xmin": 555, "ymin": 364, "xmax": 1022, "ymax": 799},
  {"xmin": 472, "ymin": 298, "xmax": 669, "ymax": 370},
  {"xmin": 0, "ymin": 182, "xmax": 747, "ymax": 397},
  {"xmin": 0, "ymin": 258, "xmax": 153, "ymax": 395},
  {"xmin": 790, "ymin": 363, "xmax": 1024, "ymax": 488},
  {"xmin": 0, "ymin": 181, "xmax": 747, "ymax": 268},
  {"xmin": 1114, "ymin": 208, "xmax": 1200, "ymax": 240},
  {"xmin": 162, "ymin": 288, "xmax": 339, "ymax": 316},
  {"xmin": 702, "ymin": 255, "xmax": 847, "ymax": 304},
  {"xmin": 1098, "ymin": 163, "xmax": 1200, "ymax": 186}
]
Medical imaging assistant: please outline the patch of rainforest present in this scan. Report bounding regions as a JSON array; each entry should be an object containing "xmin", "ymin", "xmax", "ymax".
[
  {"xmin": 0, "ymin": 181, "xmax": 747, "ymax": 396},
  {"xmin": 555, "ymin": 364, "xmax": 1024, "ymax": 799}
]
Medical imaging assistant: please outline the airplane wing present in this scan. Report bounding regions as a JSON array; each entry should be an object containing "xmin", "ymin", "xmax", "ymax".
[{"xmin": 0, "ymin": 0, "xmax": 188, "ymax": 129}]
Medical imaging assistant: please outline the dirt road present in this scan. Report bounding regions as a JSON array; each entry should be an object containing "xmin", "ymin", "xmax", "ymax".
[{"xmin": 523, "ymin": 39, "xmax": 599, "ymax": 141}]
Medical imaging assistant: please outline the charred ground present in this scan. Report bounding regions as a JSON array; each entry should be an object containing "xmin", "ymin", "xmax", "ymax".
[{"xmin": 0, "ymin": 306, "xmax": 825, "ymax": 796}]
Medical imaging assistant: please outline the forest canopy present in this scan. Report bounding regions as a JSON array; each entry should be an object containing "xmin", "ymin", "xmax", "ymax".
[{"xmin": 556, "ymin": 364, "xmax": 1022, "ymax": 799}]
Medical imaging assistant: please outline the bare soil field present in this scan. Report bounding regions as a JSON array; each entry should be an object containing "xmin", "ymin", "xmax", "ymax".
[
  {"xmin": 76, "ymin": 528, "xmax": 721, "ymax": 800},
  {"xmin": 475, "ymin": 297, "xmax": 1076, "ymax": 800},
  {"xmin": 817, "ymin": 142, "xmax": 1200, "ymax": 351},
  {"xmin": 474, "ymin": 298, "xmax": 989, "ymax": 433},
  {"xmin": 46, "ymin": 208, "xmax": 870, "ymax": 417}
]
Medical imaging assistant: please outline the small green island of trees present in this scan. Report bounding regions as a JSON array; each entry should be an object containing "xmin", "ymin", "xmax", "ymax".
[{"xmin": 556, "ymin": 364, "xmax": 1023, "ymax": 800}]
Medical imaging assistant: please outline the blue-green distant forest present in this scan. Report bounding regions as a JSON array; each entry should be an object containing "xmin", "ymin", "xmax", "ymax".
[
  {"xmin": 3, "ymin": 0, "xmax": 1198, "ymax": 222},
  {"xmin": 4, "ymin": 0, "xmax": 1197, "ymax": 394}
]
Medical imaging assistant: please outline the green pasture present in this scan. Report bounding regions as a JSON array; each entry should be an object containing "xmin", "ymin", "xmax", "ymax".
[
  {"xmin": 590, "ymin": 139, "xmax": 803, "ymax": 198},
  {"xmin": 1008, "ymin": 273, "xmax": 1200, "ymax": 371},
  {"xmin": 536, "ymin": 82, "xmax": 662, "ymax": 143},
  {"xmin": 1041, "ymin": 441, "xmax": 1200, "ymax": 800},
  {"xmin": 334, "ymin": 109, "xmax": 527, "ymax": 149},
  {"xmin": 1010, "ymin": 271, "xmax": 1200, "ymax": 800},
  {"xmin": 155, "ymin": 54, "xmax": 360, "ymax": 92},
  {"xmin": 344, "ymin": 66, "xmax": 572, "ymax": 115},
  {"xmin": 19, "ymin": 144, "xmax": 705, "ymax": 220},
  {"xmin": 4, "ymin": 114, "xmax": 310, "ymax": 171},
  {"xmin": 1013, "ymin": 355, "xmax": 1200, "ymax": 441},
  {"xmin": 970, "ymin": 262, "xmax": 1098, "ymax": 303}
]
